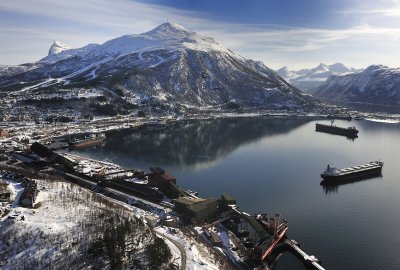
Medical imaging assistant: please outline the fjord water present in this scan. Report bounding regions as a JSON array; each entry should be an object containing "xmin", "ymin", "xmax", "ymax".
[{"xmin": 74, "ymin": 117, "xmax": 400, "ymax": 270}]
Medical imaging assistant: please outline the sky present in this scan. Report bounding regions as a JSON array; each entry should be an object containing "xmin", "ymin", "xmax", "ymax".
[{"xmin": 1, "ymin": 0, "xmax": 400, "ymax": 69}]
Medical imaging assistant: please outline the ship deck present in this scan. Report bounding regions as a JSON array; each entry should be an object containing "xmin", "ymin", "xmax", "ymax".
[{"xmin": 337, "ymin": 162, "xmax": 382, "ymax": 176}]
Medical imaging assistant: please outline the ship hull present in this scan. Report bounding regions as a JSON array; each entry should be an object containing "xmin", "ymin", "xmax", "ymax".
[
  {"xmin": 315, "ymin": 123, "xmax": 358, "ymax": 137},
  {"xmin": 321, "ymin": 166, "xmax": 382, "ymax": 184},
  {"xmin": 69, "ymin": 138, "xmax": 105, "ymax": 149}
]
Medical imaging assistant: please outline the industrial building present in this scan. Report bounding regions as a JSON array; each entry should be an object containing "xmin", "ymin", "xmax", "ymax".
[
  {"xmin": 220, "ymin": 193, "xmax": 236, "ymax": 212},
  {"xmin": 174, "ymin": 196, "xmax": 218, "ymax": 224},
  {"xmin": 30, "ymin": 142, "xmax": 76, "ymax": 170},
  {"xmin": 148, "ymin": 167, "xmax": 186, "ymax": 199}
]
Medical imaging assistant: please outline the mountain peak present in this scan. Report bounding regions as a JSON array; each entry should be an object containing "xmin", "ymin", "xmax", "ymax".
[
  {"xmin": 276, "ymin": 66, "xmax": 292, "ymax": 78},
  {"xmin": 48, "ymin": 40, "xmax": 71, "ymax": 56},
  {"xmin": 328, "ymin": 63, "xmax": 351, "ymax": 73},
  {"xmin": 145, "ymin": 22, "xmax": 194, "ymax": 38},
  {"xmin": 316, "ymin": 63, "xmax": 328, "ymax": 69}
]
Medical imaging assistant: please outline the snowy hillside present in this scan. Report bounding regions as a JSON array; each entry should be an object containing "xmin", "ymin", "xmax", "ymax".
[
  {"xmin": 277, "ymin": 63, "xmax": 360, "ymax": 92},
  {"xmin": 0, "ymin": 23, "xmax": 312, "ymax": 113},
  {"xmin": 0, "ymin": 177, "xmax": 173, "ymax": 269},
  {"xmin": 312, "ymin": 65, "xmax": 400, "ymax": 105}
]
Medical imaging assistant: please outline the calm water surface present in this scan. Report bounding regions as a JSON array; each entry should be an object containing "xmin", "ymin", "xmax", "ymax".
[{"xmin": 73, "ymin": 117, "xmax": 400, "ymax": 270}]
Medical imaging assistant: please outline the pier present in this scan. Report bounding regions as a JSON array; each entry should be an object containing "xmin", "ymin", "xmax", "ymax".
[{"xmin": 284, "ymin": 239, "xmax": 326, "ymax": 270}]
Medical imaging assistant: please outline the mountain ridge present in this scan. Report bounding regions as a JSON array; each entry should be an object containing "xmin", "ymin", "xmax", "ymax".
[
  {"xmin": 277, "ymin": 63, "xmax": 361, "ymax": 92},
  {"xmin": 312, "ymin": 64, "xmax": 400, "ymax": 106},
  {"xmin": 0, "ymin": 22, "xmax": 313, "ymax": 114}
]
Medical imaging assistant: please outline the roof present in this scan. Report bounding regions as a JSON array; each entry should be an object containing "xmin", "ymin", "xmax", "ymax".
[
  {"xmin": 187, "ymin": 198, "xmax": 217, "ymax": 213},
  {"xmin": 145, "ymin": 215, "xmax": 158, "ymax": 221},
  {"xmin": 221, "ymin": 193, "xmax": 236, "ymax": 202},
  {"xmin": 238, "ymin": 213, "xmax": 270, "ymax": 241},
  {"xmin": 149, "ymin": 167, "xmax": 165, "ymax": 174},
  {"xmin": 175, "ymin": 196, "xmax": 205, "ymax": 207},
  {"xmin": 160, "ymin": 172, "xmax": 176, "ymax": 181},
  {"xmin": 30, "ymin": 142, "xmax": 54, "ymax": 158}
]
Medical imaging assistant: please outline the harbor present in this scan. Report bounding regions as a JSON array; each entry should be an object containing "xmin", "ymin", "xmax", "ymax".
[
  {"xmin": 1, "ymin": 117, "xmax": 400, "ymax": 269},
  {"xmin": 0, "ymin": 140, "xmax": 328, "ymax": 269}
]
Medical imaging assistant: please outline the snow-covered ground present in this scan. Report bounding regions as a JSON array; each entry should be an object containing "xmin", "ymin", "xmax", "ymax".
[
  {"xmin": 0, "ymin": 166, "xmax": 231, "ymax": 270},
  {"xmin": 365, "ymin": 118, "xmax": 400, "ymax": 124},
  {"xmin": 0, "ymin": 175, "xmax": 171, "ymax": 269},
  {"xmin": 155, "ymin": 226, "xmax": 224, "ymax": 270}
]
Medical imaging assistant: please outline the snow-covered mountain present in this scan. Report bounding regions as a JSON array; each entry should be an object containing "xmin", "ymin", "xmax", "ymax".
[
  {"xmin": 312, "ymin": 65, "xmax": 400, "ymax": 106},
  {"xmin": 277, "ymin": 63, "xmax": 360, "ymax": 92},
  {"xmin": 0, "ymin": 23, "xmax": 312, "ymax": 111},
  {"xmin": 48, "ymin": 40, "xmax": 72, "ymax": 56}
]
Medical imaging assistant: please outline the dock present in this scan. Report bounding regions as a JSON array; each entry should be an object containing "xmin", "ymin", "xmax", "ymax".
[{"xmin": 284, "ymin": 239, "xmax": 326, "ymax": 270}]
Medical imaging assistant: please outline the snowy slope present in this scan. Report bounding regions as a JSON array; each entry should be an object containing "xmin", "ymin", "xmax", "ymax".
[
  {"xmin": 39, "ymin": 23, "xmax": 231, "ymax": 65},
  {"xmin": 0, "ymin": 177, "xmax": 173, "ymax": 269},
  {"xmin": 48, "ymin": 41, "xmax": 72, "ymax": 56},
  {"xmin": 277, "ymin": 63, "xmax": 361, "ymax": 92},
  {"xmin": 312, "ymin": 65, "xmax": 400, "ymax": 105},
  {"xmin": 0, "ymin": 23, "xmax": 312, "ymax": 109}
]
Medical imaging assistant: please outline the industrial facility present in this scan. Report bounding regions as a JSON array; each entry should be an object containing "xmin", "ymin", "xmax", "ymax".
[{"xmin": 25, "ymin": 142, "xmax": 325, "ymax": 269}]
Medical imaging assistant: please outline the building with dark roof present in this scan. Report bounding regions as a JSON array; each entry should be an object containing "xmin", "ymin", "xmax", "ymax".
[
  {"xmin": 220, "ymin": 193, "xmax": 236, "ymax": 212},
  {"xmin": 175, "ymin": 196, "xmax": 218, "ymax": 224},
  {"xmin": 148, "ymin": 167, "xmax": 186, "ymax": 199}
]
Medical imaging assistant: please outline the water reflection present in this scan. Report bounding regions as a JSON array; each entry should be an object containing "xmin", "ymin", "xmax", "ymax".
[
  {"xmin": 267, "ymin": 249, "xmax": 308, "ymax": 270},
  {"xmin": 104, "ymin": 117, "xmax": 311, "ymax": 168},
  {"xmin": 74, "ymin": 118, "xmax": 400, "ymax": 270},
  {"xmin": 321, "ymin": 175, "xmax": 383, "ymax": 195}
]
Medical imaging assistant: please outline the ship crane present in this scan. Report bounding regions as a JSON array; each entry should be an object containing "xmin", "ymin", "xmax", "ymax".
[{"xmin": 260, "ymin": 225, "xmax": 288, "ymax": 261}]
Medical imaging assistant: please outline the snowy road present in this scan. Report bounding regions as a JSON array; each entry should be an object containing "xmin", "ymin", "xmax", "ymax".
[{"xmin": 155, "ymin": 230, "xmax": 187, "ymax": 270}]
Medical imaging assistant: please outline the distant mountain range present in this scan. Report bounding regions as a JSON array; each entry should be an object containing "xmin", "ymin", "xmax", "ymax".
[
  {"xmin": 312, "ymin": 65, "xmax": 400, "ymax": 106},
  {"xmin": 0, "ymin": 23, "xmax": 313, "ymax": 114},
  {"xmin": 276, "ymin": 63, "xmax": 362, "ymax": 92}
]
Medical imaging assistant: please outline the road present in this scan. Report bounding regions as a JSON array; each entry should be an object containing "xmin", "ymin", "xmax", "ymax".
[{"xmin": 155, "ymin": 230, "xmax": 187, "ymax": 270}]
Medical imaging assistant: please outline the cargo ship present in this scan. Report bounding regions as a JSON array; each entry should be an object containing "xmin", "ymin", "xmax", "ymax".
[
  {"xmin": 69, "ymin": 133, "xmax": 106, "ymax": 149},
  {"xmin": 315, "ymin": 122, "xmax": 359, "ymax": 138},
  {"xmin": 320, "ymin": 161, "xmax": 384, "ymax": 183}
]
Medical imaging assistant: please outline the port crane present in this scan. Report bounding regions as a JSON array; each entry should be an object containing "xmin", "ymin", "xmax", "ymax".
[{"xmin": 260, "ymin": 225, "xmax": 288, "ymax": 261}]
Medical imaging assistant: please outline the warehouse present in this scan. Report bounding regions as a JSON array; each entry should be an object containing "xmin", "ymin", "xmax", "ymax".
[{"xmin": 174, "ymin": 196, "xmax": 218, "ymax": 224}]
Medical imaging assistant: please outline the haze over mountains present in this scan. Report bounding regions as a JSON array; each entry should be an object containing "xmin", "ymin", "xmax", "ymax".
[
  {"xmin": 0, "ymin": 23, "xmax": 312, "ymax": 113},
  {"xmin": 312, "ymin": 65, "xmax": 400, "ymax": 106},
  {"xmin": 277, "ymin": 63, "xmax": 361, "ymax": 92}
]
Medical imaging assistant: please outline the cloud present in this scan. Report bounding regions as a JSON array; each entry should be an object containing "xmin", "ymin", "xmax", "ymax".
[
  {"xmin": 204, "ymin": 24, "xmax": 400, "ymax": 53},
  {"xmin": 338, "ymin": 0, "xmax": 400, "ymax": 18},
  {"xmin": 0, "ymin": 0, "xmax": 205, "ymax": 34},
  {"xmin": 1, "ymin": 0, "xmax": 400, "ymax": 68},
  {"xmin": 361, "ymin": 8, "xmax": 400, "ymax": 17}
]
